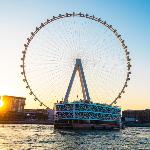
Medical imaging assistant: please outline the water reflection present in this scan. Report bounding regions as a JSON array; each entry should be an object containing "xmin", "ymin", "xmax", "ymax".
[{"xmin": 0, "ymin": 124, "xmax": 149, "ymax": 150}]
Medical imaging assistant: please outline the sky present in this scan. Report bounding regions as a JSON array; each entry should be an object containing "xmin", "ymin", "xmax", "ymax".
[{"xmin": 0, "ymin": 0, "xmax": 150, "ymax": 110}]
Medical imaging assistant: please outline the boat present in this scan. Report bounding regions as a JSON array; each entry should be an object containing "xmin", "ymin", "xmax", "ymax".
[{"xmin": 54, "ymin": 100, "xmax": 121, "ymax": 129}]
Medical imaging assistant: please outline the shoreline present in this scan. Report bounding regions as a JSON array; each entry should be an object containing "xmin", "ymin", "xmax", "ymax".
[
  {"xmin": 0, "ymin": 120, "xmax": 53, "ymax": 125},
  {"xmin": 0, "ymin": 121, "xmax": 150, "ymax": 127},
  {"xmin": 125, "ymin": 123, "xmax": 150, "ymax": 127}
]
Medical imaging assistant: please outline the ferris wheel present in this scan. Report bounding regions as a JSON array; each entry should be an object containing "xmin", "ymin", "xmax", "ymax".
[{"xmin": 20, "ymin": 12, "xmax": 131, "ymax": 108}]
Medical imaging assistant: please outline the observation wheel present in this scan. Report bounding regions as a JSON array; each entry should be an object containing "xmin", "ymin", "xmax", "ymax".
[{"xmin": 20, "ymin": 12, "xmax": 131, "ymax": 108}]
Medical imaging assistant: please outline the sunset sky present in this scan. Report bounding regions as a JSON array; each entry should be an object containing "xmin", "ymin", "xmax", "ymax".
[{"xmin": 0, "ymin": 0, "xmax": 150, "ymax": 110}]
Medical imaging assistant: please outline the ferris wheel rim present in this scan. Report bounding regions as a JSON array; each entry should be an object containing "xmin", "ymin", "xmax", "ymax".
[{"xmin": 20, "ymin": 12, "xmax": 131, "ymax": 108}]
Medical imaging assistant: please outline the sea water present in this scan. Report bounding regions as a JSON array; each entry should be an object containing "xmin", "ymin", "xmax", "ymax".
[{"xmin": 0, "ymin": 124, "xmax": 149, "ymax": 150}]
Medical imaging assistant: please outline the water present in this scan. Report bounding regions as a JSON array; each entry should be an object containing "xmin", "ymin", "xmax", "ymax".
[{"xmin": 0, "ymin": 124, "xmax": 149, "ymax": 150}]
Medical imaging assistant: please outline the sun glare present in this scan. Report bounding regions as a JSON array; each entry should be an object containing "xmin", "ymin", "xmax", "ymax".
[{"xmin": 0, "ymin": 100, "xmax": 4, "ymax": 107}]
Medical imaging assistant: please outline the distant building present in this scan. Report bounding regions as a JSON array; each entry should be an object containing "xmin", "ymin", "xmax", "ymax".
[
  {"xmin": 122, "ymin": 109, "xmax": 150, "ymax": 123},
  {"xmin": 0, "ymin": 95, "xmax": 26, "ymax": 112},
  {"xmin": 47, "ymin": 109, "xmax": 54, "ymax": 121},
  {"xmin": 24, "ymin": 109, "xmax": 54, "ymax": 121}
]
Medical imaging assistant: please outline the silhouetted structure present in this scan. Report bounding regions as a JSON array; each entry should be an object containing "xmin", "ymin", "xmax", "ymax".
[
  {"xmin": 24, "ymin": 109, "xmax": 49, "ymax": 120},
  {"xmin": 122, "ymin": 109, "xmax": 150, "ymax": 123}
]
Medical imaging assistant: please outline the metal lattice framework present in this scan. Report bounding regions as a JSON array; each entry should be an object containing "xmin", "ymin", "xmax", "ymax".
[
  {"xmin": 20, "ymin": 12, "xmax": 131, "ymax": 108},
  {"xmin": 55, "ymin": 103, "xmax": 121, "ymax": 121}
]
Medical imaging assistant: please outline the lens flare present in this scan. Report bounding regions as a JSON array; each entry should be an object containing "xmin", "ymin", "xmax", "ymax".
[{"xmin": 0, "ymin": 100, "xmax": 4, "ymax": 107}]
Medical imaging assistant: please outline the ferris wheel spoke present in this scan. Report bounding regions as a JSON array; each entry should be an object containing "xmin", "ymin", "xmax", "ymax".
[{"xmin": 21, "ymin": 13, "xmax": 131, "ymax": 107}]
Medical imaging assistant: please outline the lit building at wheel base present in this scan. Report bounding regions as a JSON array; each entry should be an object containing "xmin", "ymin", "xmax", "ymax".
[{"xmin": 54, "ymin": 101, "xmax": 121, "ymax": 129}]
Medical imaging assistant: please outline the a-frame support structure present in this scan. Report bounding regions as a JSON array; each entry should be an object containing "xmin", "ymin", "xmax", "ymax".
[{"xmin": 64, "ymin": 59, "xmax": 91, "ymax": 103}]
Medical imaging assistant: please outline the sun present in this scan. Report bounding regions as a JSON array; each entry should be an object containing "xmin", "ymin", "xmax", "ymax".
[{"xmin": 0, "ymin": 100, "xmax": 4, "ymax": 107}]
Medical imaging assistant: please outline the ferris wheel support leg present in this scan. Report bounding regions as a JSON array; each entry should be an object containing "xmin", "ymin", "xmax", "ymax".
[
  {"xmin": 64, "ymin": 65, "xmax": 77, "ymax": 103},
  {"xmin": 77, "ymin": 59, "xmax": 91, "ymax": 101},
  {"xmin": 78, "ymin": 67, "xmax": 86, "ymax": 100},
  {"xmin": 64, "ymin": 59, "xmax": 91, "ymax": 103}
]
